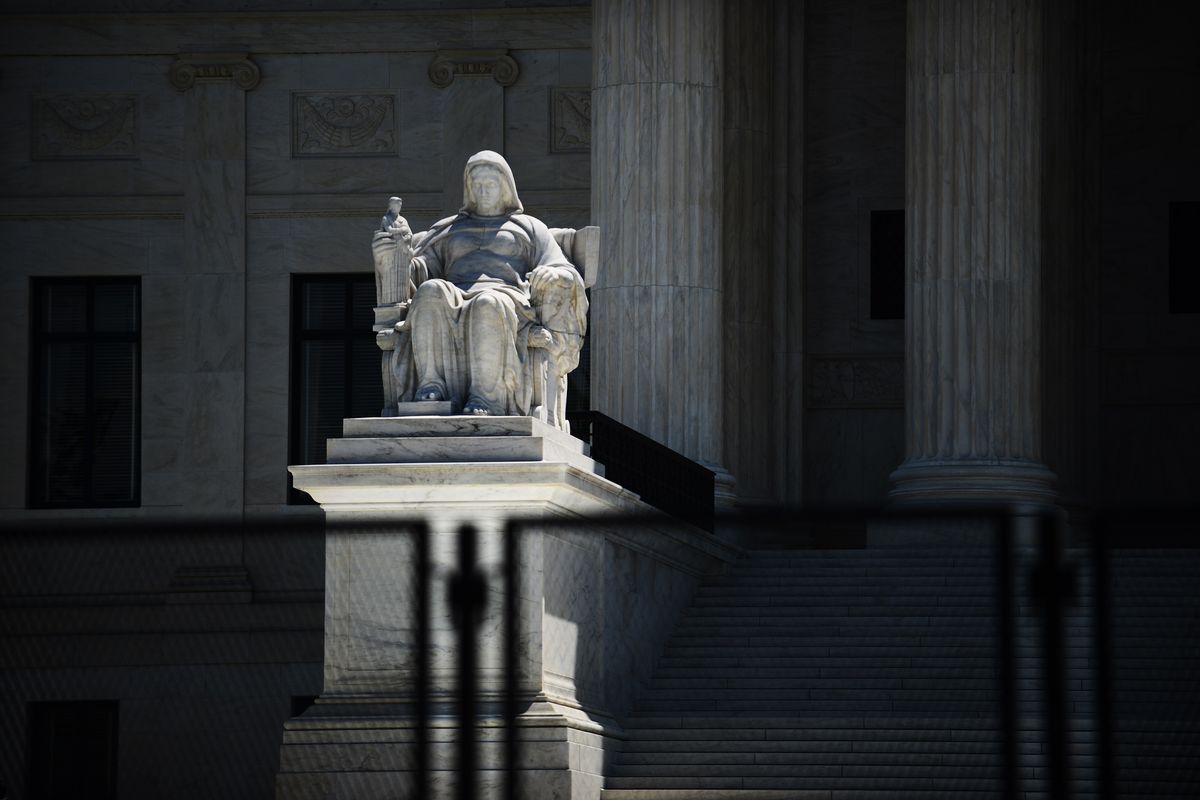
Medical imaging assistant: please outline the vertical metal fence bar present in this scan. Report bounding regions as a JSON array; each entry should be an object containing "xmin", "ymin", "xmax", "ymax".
[
  {"xmin": 1037, "ymin": 511, "xmax": 1072, "ymax": 800},
  {"xmin": 999, "ymin": 513, "xmax": 1019, "ymax": 800},
  {"xmin": 504, "ymin": 521, "xmax": 520, "ymax": 800},
  {"xmin": 415, "ymin": 521, "xmax": 431, "ymax": 800},
  {"xmin": 453, "ymin": 523, "xmax": 480, "ymax": 800},
  {"xmin": 1092, "ymin": 519, "xmax": 1116, "ymax": 800}
]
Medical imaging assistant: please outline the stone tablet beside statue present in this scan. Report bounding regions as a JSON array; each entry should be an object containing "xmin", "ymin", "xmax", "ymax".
[{"xmin": 371, "ymin": 150, "xmax": 597, "ymax": 432}]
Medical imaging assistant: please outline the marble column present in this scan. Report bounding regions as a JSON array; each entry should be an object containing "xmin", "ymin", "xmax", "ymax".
[
  {"xmin": 170, "ymin": 54, "xmax": 259, "ymax": 513},
  {"xmin": 591, "ymin": 0, "xmax": 733, "ymax": 500},
  {"xmin": 888, "ymin": 1, "xmax": 1056, "ymax": 507}
]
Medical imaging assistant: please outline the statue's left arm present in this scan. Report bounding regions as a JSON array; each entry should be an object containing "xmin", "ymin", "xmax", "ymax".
[{"xmin": 524, "ymin": 217, "xmax": 588, "ymax": 372}]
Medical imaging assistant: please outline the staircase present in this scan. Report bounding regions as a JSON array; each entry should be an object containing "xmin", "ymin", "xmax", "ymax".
[
  {"xmin": 1107, "ymin": 548, "xmax": 1200, "ymax": 798},
  {"xmin": 604, "ymin": 544, "xmax": 1200, "ymax": 799}
]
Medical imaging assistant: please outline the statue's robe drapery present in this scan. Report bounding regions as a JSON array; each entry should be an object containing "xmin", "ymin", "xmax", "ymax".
[
  {"xmin": 402, "ymin": 213, "xmax": 584, "ymax": 414},
  {"xmin": 388, "ymin": 149, "xmax": 587, "ymax": 417}
]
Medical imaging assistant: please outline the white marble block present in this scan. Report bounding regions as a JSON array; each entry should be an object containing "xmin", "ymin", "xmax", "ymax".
[{"xmin": 277, "ymin": 417, "xmax": 738, "ymax": 799}]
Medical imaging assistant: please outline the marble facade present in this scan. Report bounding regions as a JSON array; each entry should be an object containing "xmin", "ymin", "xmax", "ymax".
[{"xmin": 1, "ymin": 1, "xmax": 1198, "ymax": 797}]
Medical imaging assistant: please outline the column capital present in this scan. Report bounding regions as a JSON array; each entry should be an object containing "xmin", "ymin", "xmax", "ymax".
[
  {"xmin": 169, "ymin": 53, "xmax": 261, "ymax": 92},
  {"xmin": 427, "ymin": 50, "xmax": 519, "ymax": 89}
]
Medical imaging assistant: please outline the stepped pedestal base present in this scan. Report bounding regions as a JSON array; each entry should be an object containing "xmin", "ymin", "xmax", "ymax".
[{"xmin": 276, "ymin": 417, "xmax": 737, "ymax": 799}]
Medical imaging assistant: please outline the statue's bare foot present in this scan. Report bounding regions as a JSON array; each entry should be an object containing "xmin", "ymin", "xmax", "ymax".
[
  {"xmin": 463, "ymin": 401, "xmax": 491, "ymax": 416},
  {"xmin": 416, "ymin": 386, "xmax": 444, "ymax": 402}
]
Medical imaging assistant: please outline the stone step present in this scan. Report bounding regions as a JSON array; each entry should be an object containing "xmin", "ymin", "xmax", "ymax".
[
  {"xmin": 632, "ymin": 701, "xmax": 1007, "ymax": 715},
  {"xmin": 654, "ymin": 656, "xmax": 1092, "ymax": 670},
  {"xmin": 641, "ymin": 686, "xmax": 1015, "ymax": 700},
  {"xmin": 622, "ymin": 726, "xmax": 1095, "ymax": 743},
  {"xmin": 713, "ymin": 568, "xmax": 998, "ymax": 580},
  {"xmin": 654, "ymin": 666, "xmax": 1000, "ymax": 680},
  {"xmin": 667, "ymin": 634, "xmax": 1008, "ymax": 645},
  {"xmin": 621, "ymin": 738, "xmax": 1079, "ymax": 755},
  {"xmin": 342, "ymin": 415, "xmax": 563, "ymax": 439},
  {"xmin": 325, "ymin": 432, "xmax": 594, "ymax": 471},
  {"xmin": 614, "ymin": 545, "xmax": 1198, "ymax": 797},
  {"xmin": 661, "ymin": 646, "xmax": 1094, "ymax": 659},
  {"xmin": 616, "ymin": 751, "xmax": 1022, "ymax": 768},
  {"xmin": 699, "ymin": 577, "xmax": 998, "ymax": 590},
  {"xmin": 602, "ymin": 791, "xmax": 997, "ymax": 800},
  {"xmin": 648, "ymin": 678, "xmax": 1048, "ymax": 692},
  {"xmin": 604, "ymin": 775, "xmax": 1012, "ymax": 791},
  {"xmin": 612, "ymin": 762, "xmax": 1016, "ymax": 779},
  {"xmin": 690, "ymin": 599, "xmax": 1006, "ymax": 613}
]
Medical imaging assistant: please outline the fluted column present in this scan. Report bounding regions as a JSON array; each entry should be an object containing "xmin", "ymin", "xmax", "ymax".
[
  {"xmin": 591, "ymin": 0, "xmax": 730, "ymax": 493},
  {"xmin": 889, "ymin": 0, "xmax": 1056, "ymax": 507}
]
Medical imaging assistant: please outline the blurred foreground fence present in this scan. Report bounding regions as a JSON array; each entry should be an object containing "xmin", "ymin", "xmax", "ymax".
[{"xmin": 1, "ymin": 506, "xmax": 1197, "ymax": 800}]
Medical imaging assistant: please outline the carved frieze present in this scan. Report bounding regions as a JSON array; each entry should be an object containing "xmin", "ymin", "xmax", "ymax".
[
  {"xmin": 169, "ymin": 54, "xmax": 260, "ymax": 92},
  {"xmin": 292, "ymin": 93, "xmax": 397, "ymax": 157},
  {"xmin": 32, "ymin": 94, "xmax": 137, "ymax": 160},
  {"xmin": 550, "ymin": 87, "xmax": 591, "ymax": 153},
  {"xmin": 428, "ymin": 50, "xmax": 519, "ymax": 88},
  {"xmin": 808, "ymin": 355, "xmax": 904, "ymax": 408}
]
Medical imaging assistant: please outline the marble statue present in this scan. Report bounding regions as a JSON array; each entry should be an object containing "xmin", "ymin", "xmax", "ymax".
[{"xmin": 371, "ymin": 150, "xmax": 595, "ymax": 430}]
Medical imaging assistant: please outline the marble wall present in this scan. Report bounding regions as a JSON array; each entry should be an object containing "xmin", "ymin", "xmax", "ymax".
[
  {"xmin": 0, "ymin": 8, "xmax": 594, "ymax": 798},
  {"xmin": 1095, "ymin": 1, "xmax": 1200, "ymax": 504},
  {"xmin": 801, "ymin": 0, "xmax": 906, "ymax": 505}
]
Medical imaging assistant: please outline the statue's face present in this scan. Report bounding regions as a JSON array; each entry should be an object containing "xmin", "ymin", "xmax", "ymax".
[{"xmin": 469, "ymin": 167, "xmax": 505, "ymax": 216}]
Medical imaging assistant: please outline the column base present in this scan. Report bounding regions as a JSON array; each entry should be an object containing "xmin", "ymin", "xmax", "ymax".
[
  {"xmin": 888, "ymin": 459, "xmax": 1057, "ymax": 511},
  {"xmin": 700, "ymin": 461, "xmax": 738, "ymax": 512}
]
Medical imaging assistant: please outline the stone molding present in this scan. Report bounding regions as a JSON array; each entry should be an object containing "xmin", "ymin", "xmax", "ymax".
[
  {"xmin": 550, "ymin": 87, "xmax": 591, "ymax": 153},
  {"xmin": 427, "ymin": 49, "xmax": 519, "ymax": 88},
  {"xmin": 2, "ymin": 11, "xmax": 591, "ymax": 56},
  {"xmin": 807, "ymin": 354, "xmax": 904, "ymax": 409},
  {"xmin": 291, "ymin": 92, "xmax": 396, "ymax": 157},
  {"xmin": 169, "ymin": 53, "xmax": 261, "ymax": 92},
  {"xmin": 32, "ymin": 93, "xmax": 138, "ymax": 160}
]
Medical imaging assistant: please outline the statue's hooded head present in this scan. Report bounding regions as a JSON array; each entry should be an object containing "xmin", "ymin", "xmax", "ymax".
[{"xmin": 461, "ymin": 150, "xmax": 523, "ymax": 217}]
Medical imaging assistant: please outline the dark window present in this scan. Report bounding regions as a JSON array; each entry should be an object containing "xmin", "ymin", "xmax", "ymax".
[
  {"xmin": 1169, "ymin": 201, "xmax": 1199, "ymax": 314},
  {"xmin": 29, "ymin": 278, "xmax": 140, "ymax": 508},
  {"xmin": 870, "ymin": 209, "xmax": 905, "ymax": 320},
  {"xmin": 28, "ymin": 701, "xmax": 119, "ymax": 800},
  {"xmin": 290, "ymin": 275, "xmax": 382, "ymax": 500}
]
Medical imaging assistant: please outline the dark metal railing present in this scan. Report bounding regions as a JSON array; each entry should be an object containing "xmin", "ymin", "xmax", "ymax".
[{"xmin": 568, "ymin": 410, "xmax": 716, "ymax": 531}]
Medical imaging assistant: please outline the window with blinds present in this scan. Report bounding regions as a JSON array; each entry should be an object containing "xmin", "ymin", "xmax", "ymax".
[
  {"xmin": 29, "ymin": 278, "xmax": 140, "ymax": 508},
  {"xmin": 290, "ymin": 275, "xmax": 383, "ymax": 500},
  {"xmin": 28, "ymin": 701, "xmax": 119, "ymax": 800}
]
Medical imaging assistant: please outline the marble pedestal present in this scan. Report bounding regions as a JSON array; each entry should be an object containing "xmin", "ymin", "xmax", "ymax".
[{"xmin": 276, "ymin": 417, "xmax": 737, "ymax": 800}]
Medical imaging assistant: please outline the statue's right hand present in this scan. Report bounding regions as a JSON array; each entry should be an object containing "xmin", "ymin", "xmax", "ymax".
[{"xmin": 372, "ymin": 229, "xmax": 401, "ymax": 258}]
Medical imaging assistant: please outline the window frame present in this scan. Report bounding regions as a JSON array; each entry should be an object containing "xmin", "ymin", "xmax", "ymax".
[
  {"xmin": 288, "ymin": 273, "xmax": 381, "ymax": 502},
  {"xmin": 27, "ymin": 700, "xmax": 120, "ymax": 800},
  {"xmin": 27, "ymin": 276, "xmax": 142, "ymax": 509}
]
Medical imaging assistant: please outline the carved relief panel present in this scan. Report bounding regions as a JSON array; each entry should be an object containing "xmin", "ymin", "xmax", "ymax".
[
  {"xmin": 32, "ymin": 94, "xmax": 138, "ymax": 160},
  {"xmin": 292, "ymin": 93, "xmax": 397, "ymax": 157},
  {"xmin": 550, "ymin": 87, "xmax": 591, "ymax": 153},
  {"xmin": 808, "ymin": 355, "xmax": 904, "ymax": 409}
]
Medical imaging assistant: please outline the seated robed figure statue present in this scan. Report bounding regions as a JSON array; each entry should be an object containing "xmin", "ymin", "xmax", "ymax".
[{"xmin": 371, "ymin": 150, "xmax": 588, "ymax": 423}]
